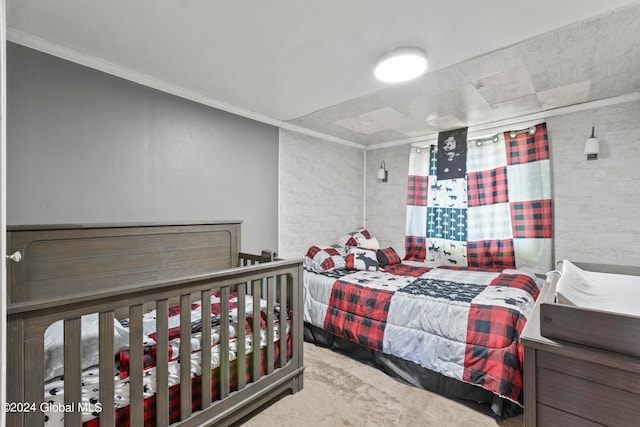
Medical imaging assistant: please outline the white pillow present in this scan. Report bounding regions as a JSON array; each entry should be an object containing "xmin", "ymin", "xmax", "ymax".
[{"xmin": 357, "ymin": 237, "xmax": 380, "ymax": 250}]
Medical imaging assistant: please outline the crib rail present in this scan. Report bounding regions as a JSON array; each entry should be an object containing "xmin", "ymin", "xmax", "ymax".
[
  {"xmin": 6, "ymin": 257, "xmax": 304, "ymax": 427},
  {"xmin": 238, "ymin": 250, "xmax": 278, "ymax": 266}
]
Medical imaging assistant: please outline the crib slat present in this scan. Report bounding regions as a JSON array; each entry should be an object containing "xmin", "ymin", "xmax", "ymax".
[
  {"xmin": 266, "ymin": 276, "xmax": 275, "ymax": 375},
  {"xmin": 237, "ymin": 284, "xmax": 247, "ymax": 390},
  {"xmin": 24, "ymin": 335, "xmax": 45, "ymax": 426},
  {"xmin": 155, "ymin": 299, "xmax": 170, "ymax": 427},
  {"xmin": 129, "ymin": 304, "xmax": 144, "ymax": 426},
  {"xmin": 64, "ymin": 317, "xmax": 82, "ymax": 427},
  {"xmin": 251, "ymin": 279, "xmax": 261, "ymax": 382},
  {"xmin": 179, "ymin": 295, "xmax": 192, "ymax": 420},
  {"xmin": 200, "ymin": 289, "xmax": 212, "ymax": 408},
  {"xmin": 99, "ymin": 312, "xmax": 115, "ymax": 427},
  {"xmin": 6, "ymin": 318, "xmax": 26, "ymax": 427},
  {"xmin": 294, "ymin": 264, "xmax": 304, "ymax": 364},
  {"xmin": 220, "ymin": 286, "xmax": 231, "ymax": 399},
  {"xmin": 278, "ymin": 274, "xmax": 287, "ymax": 368}
]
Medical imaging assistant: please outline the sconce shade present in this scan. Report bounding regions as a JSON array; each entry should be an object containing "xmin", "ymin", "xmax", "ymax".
[
  {"xmin": 585, "ymin": 127, "xmax": 599, "ymax": 160},
  {"xmin": 377, "ymin": 161, "xmax": 388, "ymax": 182}
]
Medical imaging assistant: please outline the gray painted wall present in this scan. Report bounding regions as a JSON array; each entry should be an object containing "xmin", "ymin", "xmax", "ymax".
[
  {"xmin": 279, "ymin": 129, "xmax": 364, "ymax": 258},
  {"xmin": 7, "ymin": 43, "xmax": 279, "ymax": 254},
  {"xmin": 365, "ymin": 100, "xmax": 640, "ymax": 267}
]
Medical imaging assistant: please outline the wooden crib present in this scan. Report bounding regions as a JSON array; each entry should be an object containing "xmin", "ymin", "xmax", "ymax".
[{"xmin": 5, "ymin": 221, "xmax": 304, "ymax": 426}]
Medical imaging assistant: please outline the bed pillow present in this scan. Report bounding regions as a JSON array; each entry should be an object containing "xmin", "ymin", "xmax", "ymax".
[
  {"xmin": 352, "ymin": 227, "xmax": 372, "ymax": 240},
  {"xmin": 337, "ymin": 234, "xmax": 359, "ymax": 247},
  {"xmin": 377, "ymin": 247, "xmax": 402, "ymax": 268},
  {"xmin": 304, "ymin": 246, "xmax": 346, "ymax": 273},
  {"xmin": 345, "ymin": 247, "xmax": 379, "ymax": 271},
  {"xmin": 338, "ymin": 228, "xmax": 373, "ymax": 247},
  {"xmin": 357, "ymin": 237, "xmax": 379, "ymax": 250}
]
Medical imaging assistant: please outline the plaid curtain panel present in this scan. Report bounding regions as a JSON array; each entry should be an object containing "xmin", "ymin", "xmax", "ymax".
[
  {"xmin": 405, "ymin": 123, "xmax": 552, "ymax": 273},
  {"xmin": 407, "ymin": 175, "xmax": 429, "ymax": 206},
  {"xmin": 467, "ymin": 167, "xmax": 509, "ymax": 207},
  {"xmin": 406, "ymin": 146, "xmax": 468, "ymax": 266},
  {"xmin": 406, "ymin": 147, "xmax": 431, "ymax": 261}
]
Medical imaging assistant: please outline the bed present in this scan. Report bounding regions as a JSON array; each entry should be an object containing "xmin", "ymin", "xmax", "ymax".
[
  {"xmin": 522, "ymin": 260, "xmax": 640, "ymax": 426},
  {"xmin": 302, "ymin": 238, "xmax": 542, "ymax": 417},
  {"xmin": 5, "ymin": 221, "xmax": 304, "ymax": 427}
]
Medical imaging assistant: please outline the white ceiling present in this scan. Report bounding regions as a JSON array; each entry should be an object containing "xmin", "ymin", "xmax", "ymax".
[{"xmin": 7, "ymin": 0, "xmax": 640, "ymax": 146}]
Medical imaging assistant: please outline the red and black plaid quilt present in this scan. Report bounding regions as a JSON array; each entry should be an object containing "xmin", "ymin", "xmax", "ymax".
[{"xmin": 308, "ymin": 264, "xmax": 539, "ymax": 405}]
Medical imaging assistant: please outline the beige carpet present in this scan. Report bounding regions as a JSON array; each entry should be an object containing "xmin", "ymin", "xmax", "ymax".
[{"xmin": 240, "ymin": 342, "xmax": 524, "ymax": 426}]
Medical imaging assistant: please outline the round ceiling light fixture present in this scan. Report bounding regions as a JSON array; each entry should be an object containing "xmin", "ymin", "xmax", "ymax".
[{"xmin": 374, "ymin": 46, "xmax": 427, "ymax": 83}]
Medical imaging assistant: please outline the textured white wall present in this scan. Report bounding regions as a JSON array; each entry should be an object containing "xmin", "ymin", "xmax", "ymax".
[
  {"xmin": 365, "ymin": 145, "xmax": 411, "ymax": 257},
  {"xmin": 548, "ymin": 100, "xmax": 640, "ymax": 266},
  {"xmin": 278, "ymin": 129, "xmax": 364, "ymax": 258}
]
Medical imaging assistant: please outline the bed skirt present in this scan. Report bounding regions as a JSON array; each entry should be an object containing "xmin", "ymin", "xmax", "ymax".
[{"xmin": 304, "ymin": 322, "xmax": 523, "ymax": 419}]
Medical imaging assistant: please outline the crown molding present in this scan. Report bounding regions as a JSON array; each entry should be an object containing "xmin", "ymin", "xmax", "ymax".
[{"xmin": 279, "ymin": 123, "xmax": 365, "ymax": 149}]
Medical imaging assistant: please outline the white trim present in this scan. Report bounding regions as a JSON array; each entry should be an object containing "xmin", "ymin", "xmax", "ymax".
[
  {"xmin": 7, "ymin": 28, "xmax": 366, "ymax": 151},
  {"xmin": 1, "ymin": 0, "xmax": 7, "ymax": 423},
  {"xmin": 277, "ymin": 127, "xmax": 282, "ymax": 258},
  {"xmin": 367, "ymin": 92, "xmax": 640, "ymax": 150},
  {"xmin": 363, "ymin": 149, "xmax": 367, "ymax": 227},
  {"xmin": 280, "ymin": 122, "xmax": 365, "ymax": 149},
  {"xmin": 7, "ymin": 29, "xmax": 284, "ymax": 125}
]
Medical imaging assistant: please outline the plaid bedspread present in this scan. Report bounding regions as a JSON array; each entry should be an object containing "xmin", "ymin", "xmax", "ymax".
[
  {"xmin": 44, "ymin": 293, "xmax": 289, "ymax": 427},
  {"xmin": 304, "ymin": 265, "xmax": 539, "ymax": 405}
]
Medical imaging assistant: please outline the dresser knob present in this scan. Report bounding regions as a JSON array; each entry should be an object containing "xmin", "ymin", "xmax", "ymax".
[{"xmin": 6, "ymin": 251, "xmax": 22, "ymax": 263}]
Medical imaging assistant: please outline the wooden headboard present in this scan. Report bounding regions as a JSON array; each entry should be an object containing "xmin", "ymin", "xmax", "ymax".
[{"xmin": 6, "ymin": 221, "xmax": 241, "ymax": 308}]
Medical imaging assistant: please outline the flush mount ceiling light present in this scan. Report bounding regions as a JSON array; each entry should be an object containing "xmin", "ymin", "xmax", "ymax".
[{"xmin": 374, "ymin": 46, "xmax": 427, "ymax": 83}]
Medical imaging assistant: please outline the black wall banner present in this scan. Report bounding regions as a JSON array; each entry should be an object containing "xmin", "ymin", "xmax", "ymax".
[{"xmin": 437, "ymin": 127, "xmax": 468, "ymax": 180}]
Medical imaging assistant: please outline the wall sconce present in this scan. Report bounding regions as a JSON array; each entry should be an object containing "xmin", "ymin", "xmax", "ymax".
[
  {"xmin": 508, "ymin": 126, "xmax": 537, "ymax": 138},
  {"xmin": 585, "ymin": 127, "xmax": 599, "ymax": 160},
  {"xmin": 377, "ymin": 161, "xmax": 388, "ymax": 182}
]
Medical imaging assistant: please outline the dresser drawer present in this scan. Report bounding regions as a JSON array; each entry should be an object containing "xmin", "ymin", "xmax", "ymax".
[
  {"xmin": 537, "ymin": 403, "xmax": 602, "ymax": 427},
  {"xmin": 536, "ymin": 352, "xmax": 640, "ymax": 426}
]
